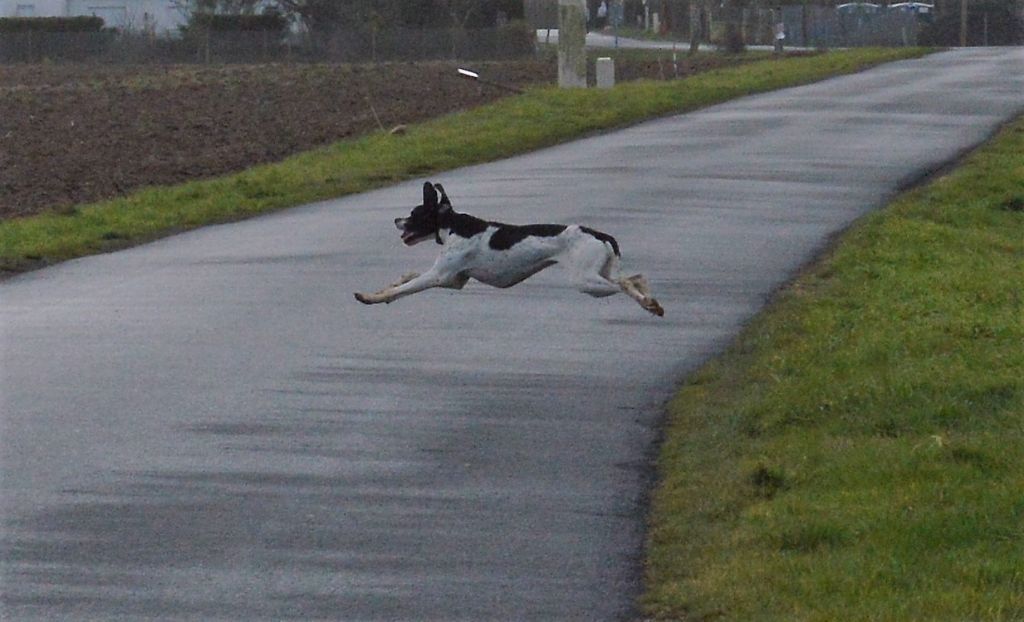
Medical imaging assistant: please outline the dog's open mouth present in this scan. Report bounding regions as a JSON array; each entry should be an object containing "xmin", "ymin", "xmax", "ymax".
[{"xmin": 401, "ymin": 230, "xmax": 423, "ymax": 245}]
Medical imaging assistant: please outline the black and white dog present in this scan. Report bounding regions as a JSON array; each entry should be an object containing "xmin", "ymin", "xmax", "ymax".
[{"xmin": 354, "ymin": 182, "xmax": 664, "ymax": 316}]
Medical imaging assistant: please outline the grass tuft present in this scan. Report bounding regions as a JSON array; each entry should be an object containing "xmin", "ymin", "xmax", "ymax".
[{"xmin": 749, "ymin": 464, "xmax": 789, "ymax": 499}]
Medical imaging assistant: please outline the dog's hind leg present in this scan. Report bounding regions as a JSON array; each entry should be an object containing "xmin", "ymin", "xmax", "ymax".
[
  {"xmin": 572, "ymin": 239, "xmax": 622, "ymax": 298},
  {"xmin": 570, "ymin": 236, "xmax": 664, "ymax": 316},
  {"xmin": 577, "ymin": 275, "xmax": 622, "ymax": 298}
]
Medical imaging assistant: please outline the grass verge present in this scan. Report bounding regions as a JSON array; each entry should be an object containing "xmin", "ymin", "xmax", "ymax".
[
  {"xmin": 0, "ymin": 48, "xmax": 929, "ymax": 276},
  {"xmin": 643, "ymin": 116, "xmax": 1024, "ymax": 620}
]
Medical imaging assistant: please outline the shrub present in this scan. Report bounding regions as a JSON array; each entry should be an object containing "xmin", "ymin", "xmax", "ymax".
[{"xmin": 0, "ymin": 17, "xmax": 112, "ymax": 61}]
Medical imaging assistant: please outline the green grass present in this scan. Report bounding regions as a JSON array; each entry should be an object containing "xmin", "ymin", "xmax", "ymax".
[
  {"xmin": 0, "ymin": 47, "xmax": 929, "ymax": 275},
  {"xmin": 643, "ymin": 117, "xmax": 1024, "ymax": 620}
]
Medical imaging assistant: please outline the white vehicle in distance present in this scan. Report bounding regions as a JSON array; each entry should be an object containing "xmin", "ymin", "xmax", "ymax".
[
  {"xmin": 888, "ymin": 2, "xmax": 935, "ymax": 20},
  {"xmin": 836, "ymin": 2, "xmax": 882, "ymax": 15}
]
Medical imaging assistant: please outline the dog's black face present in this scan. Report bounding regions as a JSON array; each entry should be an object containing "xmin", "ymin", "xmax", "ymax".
[{"xmin": 395, "ymin": 182, "xmax": 450, "ymax": 246}]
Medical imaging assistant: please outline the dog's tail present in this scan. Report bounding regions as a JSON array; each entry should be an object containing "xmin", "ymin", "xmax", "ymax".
[{"xmin": 580, "ymin": 226, "xmax": 620, "ymax": 257}]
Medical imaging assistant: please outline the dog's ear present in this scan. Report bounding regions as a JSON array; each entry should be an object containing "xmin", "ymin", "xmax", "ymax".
[
  {"xmin": 435, "ymin": 183, "xmax": 452, "ymax": 211},
  {"xmin": 422, "ymin": 182, "xmax": 438, "ymax": 208}
]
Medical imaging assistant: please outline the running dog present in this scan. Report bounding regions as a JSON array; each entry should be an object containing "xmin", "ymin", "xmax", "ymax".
[{"xmin": 354, "ymin": 182, "xmax": 664, "ymax": 316}]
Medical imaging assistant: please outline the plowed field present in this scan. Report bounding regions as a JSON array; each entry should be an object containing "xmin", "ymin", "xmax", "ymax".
[{"xmin": 0, "ymin": 54, "xmax": 789, "ymax": 219}]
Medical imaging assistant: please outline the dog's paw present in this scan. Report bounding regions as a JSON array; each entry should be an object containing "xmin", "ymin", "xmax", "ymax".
[{"xmin": 645, "ymin": 298, "xmax": 665, "ymax": 317}]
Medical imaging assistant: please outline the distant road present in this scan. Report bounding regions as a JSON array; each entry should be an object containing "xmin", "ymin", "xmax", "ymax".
[
  {"xmin": 2, "ymin": 48, "xmax": 1022, "ymax": 620},
  {"xmin": 538, "ymin": 27, "xmax": 711, "ymax": 50}
]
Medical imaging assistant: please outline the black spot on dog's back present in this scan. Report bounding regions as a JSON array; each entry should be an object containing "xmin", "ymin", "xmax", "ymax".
[
  {"xmin": 489, "ymin": 224, "xmax": 568, "ymax": 251},
  {"xmin": 448, "ymin": 213, "xmax": 489, "ymax": 238},
  {"xmin": 580, "ymin": 226, "xmax": 620, "ymax": 256}
]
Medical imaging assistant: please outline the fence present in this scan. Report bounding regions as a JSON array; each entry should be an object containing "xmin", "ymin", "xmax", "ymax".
[
  {"xmin": 525, "ymin": 1, "xmax": 926, "ymax": 48},
  {"xmin": 778, "ymin": 6, "xmax": 921, "ymax": 48},
  {"xmin": 680, "ymin": 4, "xmax": 922, "ymax": 48},
  {"xmin": 0, "ymin": 25, "xmax": 535, "ymax": 64},
  {"xmin": 318, "ymin": 26, "xmax": 535, "ymax": 62},
  {"xmin": 0, "ymin": 30, "xmax": 116, "ymax": 62},
  {"xmin": 707, "ymin": 6, "xmax": 921, "ymax": 48}
]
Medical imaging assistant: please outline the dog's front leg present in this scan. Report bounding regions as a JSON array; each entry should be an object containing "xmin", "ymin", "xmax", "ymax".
[{"xmin": 354, "ymin": 269, "xmax": 451, "ymax": 305}]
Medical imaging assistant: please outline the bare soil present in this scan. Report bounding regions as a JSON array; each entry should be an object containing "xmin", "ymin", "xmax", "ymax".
[{"xmin": 0, "ymin": 54, "xmax": 787, "ymax": 219}]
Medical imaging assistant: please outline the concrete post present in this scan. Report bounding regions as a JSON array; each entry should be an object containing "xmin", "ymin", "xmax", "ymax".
[
  {"xmin": 596, "ymin": 57, "xmax": 615, "ymax": 88},
  {"xmin": 558, "ymin": 0, "xmax": 587, "ymax": 88}
]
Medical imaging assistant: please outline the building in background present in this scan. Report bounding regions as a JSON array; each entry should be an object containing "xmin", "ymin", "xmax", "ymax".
[{"xmin": 0, "ymin": 0, "xmax": 187, "ymax": 33}]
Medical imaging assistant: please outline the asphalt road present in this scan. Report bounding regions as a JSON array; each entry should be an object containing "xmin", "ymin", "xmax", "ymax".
[{"xmin": 2, "ymin": 48, "xmax": 1022, "ymax": 621}]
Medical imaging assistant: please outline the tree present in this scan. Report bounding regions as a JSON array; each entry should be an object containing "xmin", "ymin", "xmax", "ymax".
[
  {"xmin": 920, "ymin": 0, "xmax": 1024, "ymax": 46},
  {"xmin": 688, "ymin": 0, "xmax": 708, "ymax": 55},
  {"xmin": 435, "ymin": 0, "xmax": 523, "ymax": 29},
  {"xmin": 721, "ymin": 0, "xmax": 745, "ymax": 53},
  {"xmin": 398, "ymin": 0, "xmax": 440, "ymax": 28},
  {"xmin": 198, "ymin": 0, "xmax": 264, "ymax": 12},
  {"xmin": 170, "ymin": 0, "xmax": 265, "ymax": 17},
  {"xmin": 276, "ymin": 0, "xmax": 343, "ymax": 35},
  {"xmin": 439, "ymin": 0, "xmax": 480, "ymax": 29},
  {"xmin": 275, "ymin": 0, "xmax": 399, "ymax": 35}
]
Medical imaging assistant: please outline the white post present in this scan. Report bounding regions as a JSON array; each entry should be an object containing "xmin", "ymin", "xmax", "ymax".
[
  {"xmin": 558, "ymin": 0, "xmax": 587, "ymax": 88},
  {"xmin": 596, "ymin": 56, "xmax": 615, "ymax": 88},
  {"xmin": 774, "ymin": 8, "xmax": 785, "ymax": 54}
]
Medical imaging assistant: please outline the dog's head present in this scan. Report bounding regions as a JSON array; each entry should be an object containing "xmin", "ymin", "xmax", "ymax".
[{"xmin": 395, "ymin": 181, "xmax": 452, "ymax": 246}]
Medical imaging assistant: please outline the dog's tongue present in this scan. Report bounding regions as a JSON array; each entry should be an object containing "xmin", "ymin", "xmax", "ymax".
[{"xmin": 401, "ymin": 231, "xmax": 416, "ymax": 244}]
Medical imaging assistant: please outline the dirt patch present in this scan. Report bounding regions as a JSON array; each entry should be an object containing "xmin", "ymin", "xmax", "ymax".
[{"xmin": 0, "ymin": 53, "xmax": 801, "ymax": 220}]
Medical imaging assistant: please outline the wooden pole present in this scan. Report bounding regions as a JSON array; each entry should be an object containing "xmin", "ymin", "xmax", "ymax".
[{"xmin": 689, "ymin": 1, "xmax": 701, "ymax": 55}]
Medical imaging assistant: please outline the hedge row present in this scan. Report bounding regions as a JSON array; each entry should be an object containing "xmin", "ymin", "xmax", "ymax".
[{"xmin": 0, "ymin": 16, "xmax": 104, "ymax": 33}]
